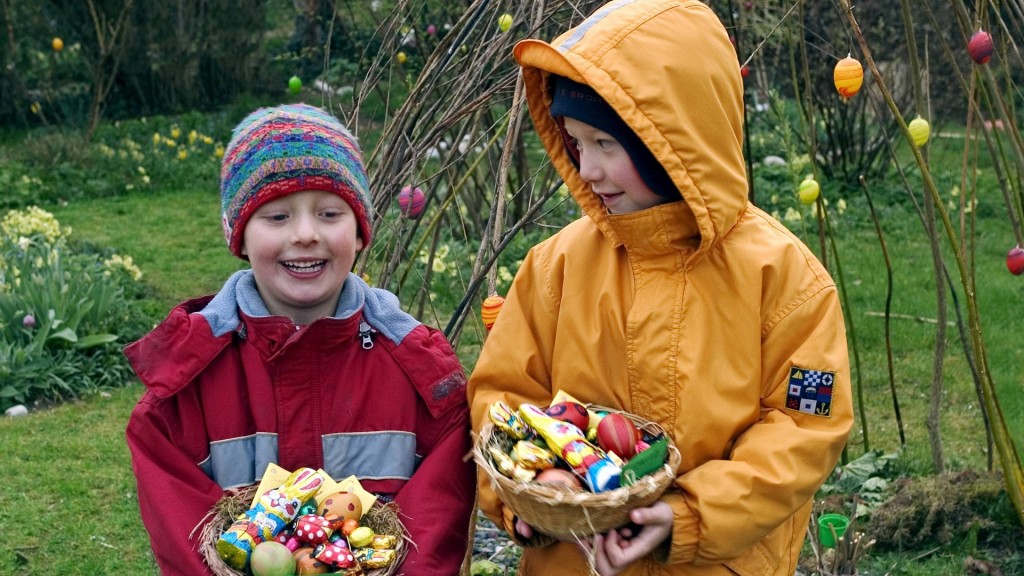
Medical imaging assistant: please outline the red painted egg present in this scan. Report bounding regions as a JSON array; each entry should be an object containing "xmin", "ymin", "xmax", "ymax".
[
  {"xmin": 596, "ymin": 413, "xmax": 640, "ymax": 459},
  {"xmin": 1007, "ymin": 245, "xmax": 1024, "ymax": 275},
  {"xmin": 968, "ymin": 30, "xmax": 993, "ymax": 64},
  {"xmin": 545, "ymin": 401, "xmax": 589, "ymax": 432}
]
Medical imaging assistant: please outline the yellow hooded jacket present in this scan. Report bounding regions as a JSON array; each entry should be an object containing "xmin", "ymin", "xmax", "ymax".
[{"xmin": 467, "ymin": 1, "xmax": 854, "ymax": 575}]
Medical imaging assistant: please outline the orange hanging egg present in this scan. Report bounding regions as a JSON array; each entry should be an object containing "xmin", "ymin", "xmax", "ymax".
[
  {"xmin": 833, "ymin": 56, "xmax": 863, "ymax": 99},
  {"xmin": 481, "ymin": 294, "xmax": 505, "ymax": 331}
]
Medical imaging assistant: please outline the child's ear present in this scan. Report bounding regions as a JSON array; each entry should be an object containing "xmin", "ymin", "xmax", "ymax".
[
  {"xmin": 355, "ymin": 234, "xmax": 365, "ymax": 252},
  {"xmin": 240, "ymin": 242, "xmax": 248, "ymax": 257}
]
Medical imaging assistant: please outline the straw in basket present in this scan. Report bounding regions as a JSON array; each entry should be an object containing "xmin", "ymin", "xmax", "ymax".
[
  {"xmin": 196, "ymin": 484, "xmax": 410, "ymax": 575},
  {"xmin": 473, "ymin": 405, "xmax": 681, "ymax": 539}
]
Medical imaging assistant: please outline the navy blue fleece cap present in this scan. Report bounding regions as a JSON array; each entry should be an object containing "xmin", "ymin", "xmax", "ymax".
[{"xmin": 549, "ymin": 76, "xmax": 679, "ymax": 199}]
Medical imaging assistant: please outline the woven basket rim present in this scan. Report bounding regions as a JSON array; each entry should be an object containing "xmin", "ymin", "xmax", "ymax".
[
  {"xmin": 197, "ymin": 484, "xmax": 410, "ymax": 576},
  {"xmin": 472, "ymin": 404, "xmax": 681, "ymax": 537}
]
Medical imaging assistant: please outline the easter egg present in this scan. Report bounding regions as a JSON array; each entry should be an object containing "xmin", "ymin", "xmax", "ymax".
[
  {"xmin": 398, "ymin": 184, "xmax": 426, "ymax": 218},
  {"xmin": 833, "ymin": 56, "xmax": 863, "ymax": 99},
  {"xmin": 740, "ymin": 64, "xmax": 750, "ymax": 78},
  {"xmin": 294, "ymin": 547, "xmax": 330, "ymax": 575},
  {"xmin": 426, "ymin": 24, "xmax": 437, "ymax": 36},
  {"xmin": 52, "ymin": 37, "xmax": 64, "ymax": 52},
  {"xmin": 317, "ymin": 491, "xmax": 362, "ymax": 522},
  {"xmin": 396, "ymin": 51, "xmax": 408, "ymax": 64},
  {"xmin": 251, "ymin": 541, "xmax": 295, "ymax": 576},
  {"xmin": 535, "ymin": 467, "xmax": 583, "ymax": 490},
  {"xmin": 1007, "ymin": 245, "xmax": 1024, "ymax": 275},
  {"xmin": 481, "ymin": 294, "xmax": 505, "ymax": 331},
  {"xmin": 347, "ymin": 526, "xmax": 374, "ymax": 548},
  {"xmin": 288, "ymin": 75, "xmax": 302, "ymax": 94},
  {"xmin": 545, "ymin": 401, "xmax": 590, "ymax": 432},
  {"xmin": 497, "ymin": 13, "xmax": 513, "ymax": 32},
  {"xmin": 908, "ymin": 117, "xmax": 930, "ymax": 148},
  {"xmin": 596, "ymin": 413, "xmax": 640, "ymax": 459},
  {"xmin": 968, "ymin": 30, "xmax": 993, "ymax": 64},
  {"xmin": 798, "ymin": 177, "xmax": 820, "ymax": 205}
]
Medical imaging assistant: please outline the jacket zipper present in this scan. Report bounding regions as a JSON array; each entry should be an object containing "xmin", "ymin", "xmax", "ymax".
[{"xmin": 358, "ymin": 321, "xmax": 375, "ymax": 350}]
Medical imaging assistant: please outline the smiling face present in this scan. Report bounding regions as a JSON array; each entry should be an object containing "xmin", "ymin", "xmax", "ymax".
[
  {"xmin": 562, "ymin": 116, "xmax": 672, "ymax": 214},
  {"xmin": 241, "ymin": 190, "xmax": 364, "ymax": 325}
]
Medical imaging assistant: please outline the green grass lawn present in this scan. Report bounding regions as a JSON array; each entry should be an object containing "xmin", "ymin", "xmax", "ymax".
[{"xmin": 3, "ymin": 158, "xmax": 1023, "ymax": 574}]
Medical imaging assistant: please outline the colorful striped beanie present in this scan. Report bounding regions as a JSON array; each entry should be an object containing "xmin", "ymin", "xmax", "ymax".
[{"xmin": 220, "ymin": 103, "xmax": 374, "ymax": 258}]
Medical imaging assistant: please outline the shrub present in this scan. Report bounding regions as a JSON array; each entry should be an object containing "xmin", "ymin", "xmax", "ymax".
[{"xmin": 0, "ymin": 206, "xmax": 147, "ymax": 411}]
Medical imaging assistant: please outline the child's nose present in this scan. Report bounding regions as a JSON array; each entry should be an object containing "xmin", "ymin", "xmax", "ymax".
[
  {"xmin": 577, "ymin": 150, "xmax": 601, "ymax": 182},
  {"xmin": 292, "ymin": 213, "xmax": 319, "ymax": 243}
]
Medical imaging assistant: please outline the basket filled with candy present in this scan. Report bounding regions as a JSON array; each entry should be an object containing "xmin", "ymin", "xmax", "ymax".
[
  {"xmin": 197, "ymin": 465, "xmax": 409, "ymax": 576},
  {"xmin": 472, "ymin": 395, "xmax": 682, "ymax": 539}
]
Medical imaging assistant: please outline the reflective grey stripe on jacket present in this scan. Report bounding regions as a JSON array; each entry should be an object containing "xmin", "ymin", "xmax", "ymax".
[{"xmin": 200, "ymin": 431, "xmax": 419, "ymax": 489}]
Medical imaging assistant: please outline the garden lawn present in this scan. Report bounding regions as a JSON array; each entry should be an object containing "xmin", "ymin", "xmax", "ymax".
[{"xmin": 4, "ymin": 159, "xmax": 1022, "ymax": 575}]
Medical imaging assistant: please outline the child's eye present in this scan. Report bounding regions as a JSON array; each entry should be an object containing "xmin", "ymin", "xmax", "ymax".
[
  {"xmin": 569, "ymin": 137, "xmax": 582, "ymax": 150},
  {"xmin": 267, "ymin": 213, "xmax": 289, "ymax": 222},
  {"xmin": 596, "ymin": 138, "xmax": 615, "ymax": 150}
]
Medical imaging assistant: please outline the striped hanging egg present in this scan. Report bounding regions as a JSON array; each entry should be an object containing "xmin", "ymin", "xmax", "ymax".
[
  {"xmin": 833, "ymin": 56, "xmax": 864, "ymax": 99},
  {"xmin": 481, "ymin": 294, "xmax": 506, "ymax": 331}
]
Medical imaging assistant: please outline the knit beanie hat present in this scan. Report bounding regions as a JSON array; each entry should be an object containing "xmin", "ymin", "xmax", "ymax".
[
  {"xmin": 549, "ymin": 76, "xmax": 679, "ymax": 199},
  {"xmin": 220, "ymin": 103, "xmax": 374, "ymax": 259}
]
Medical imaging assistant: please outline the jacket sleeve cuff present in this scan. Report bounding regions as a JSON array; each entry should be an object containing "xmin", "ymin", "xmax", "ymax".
[{"xmin": 662, "ymin": 491, "xmax": 700, "ymax": 564}]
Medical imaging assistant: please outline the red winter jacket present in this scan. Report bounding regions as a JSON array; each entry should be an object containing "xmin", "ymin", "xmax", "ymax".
[{"xmin": 125, "ymin": 271, "xmax": 474, "ymax": 576}]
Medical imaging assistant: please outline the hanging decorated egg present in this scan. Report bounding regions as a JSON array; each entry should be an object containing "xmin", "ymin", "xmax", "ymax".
[
  {"xmin": 397, "ymin": 185, "xmax": 426, "ymax": 218},
  {"xmin": 288, "ymin": 76, "xmax": 302, "ymax": 95},
  {"xmin": 968, "ymin": 30, "xmax": 993, "ymax": 64},
  {"xmin": 798, "ymin": 177, "xmax": 820, "ymax": 205},
  {"xmin": 740, "ymin": 64, "xmax": 750, "ymax": 78},
  {"xmin": 396, "ymin": 51, "xmax": 408, "ymax": 64},
  {"xmin": 908, "ymin": 116, "xmax": 930, "ymax": 148},
  {"xmin": 1007, "ymin": 245, "xmax": 1024, "ymax": 275},
  {"xmin": 481, "ymin": 294, "xmax": 505, "ymax": 331},
  {"xmin": 497, "ymin": 13, "xmax": 513, "ymax": 33},
  {"xmin": 52, "ymin": 37, "xmax": 64, "ymax": 52},
  {"xmin": 833, "ymin": 56, "xmax": 863, "ymax": 99}
]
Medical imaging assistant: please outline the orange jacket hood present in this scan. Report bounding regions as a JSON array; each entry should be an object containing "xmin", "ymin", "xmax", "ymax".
[{"xmin": 514, "ymin": 0, "xmax": 748, "ymax": 256}]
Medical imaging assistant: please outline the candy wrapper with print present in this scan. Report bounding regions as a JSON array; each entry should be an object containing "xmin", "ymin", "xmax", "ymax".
[{"xmin": 216, "ymin": 467, "xmax": 326, "ymax": 570}]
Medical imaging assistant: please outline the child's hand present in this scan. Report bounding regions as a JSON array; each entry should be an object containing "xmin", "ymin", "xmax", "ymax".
[{"xmin": 580, "ymin": 501, "xmax": 673, "ymax": 575}]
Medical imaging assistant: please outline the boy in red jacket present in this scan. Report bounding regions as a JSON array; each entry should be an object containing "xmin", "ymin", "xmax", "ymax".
[{"xmin": 125, "ymin": 103, "xmax": 474, "ymax": 575}]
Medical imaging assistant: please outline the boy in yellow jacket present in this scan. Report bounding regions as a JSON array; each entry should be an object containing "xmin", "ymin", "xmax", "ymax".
[{"xmin": 467, "ymin": 1, "xmax": 854, "ymax": 575}]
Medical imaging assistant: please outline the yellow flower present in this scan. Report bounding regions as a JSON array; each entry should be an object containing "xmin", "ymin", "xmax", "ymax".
[
  {"xmin": 171, "ymin": 126, "xmax": 181, "ymax": 139},
  {"xmin": 784, "ymin": 207, "xmax": 802, "ymax": 223},
  {"xmin": 188, "ymin": 130, "xmax": 198, "ymax": 145},
  {"xmin": 177, "ymin": 148, "xmax": 188, "ymax": 161},
  {"xmin": 30, "ymin": 102, "xmax": 41, "ymax": 115},
  {"xmin": 215, "ymin": 145, "xmax": 225, "ymax": 158},
  {"xmin": 152, "ymin": 132, "xmax": 161, "ymax": 145}
]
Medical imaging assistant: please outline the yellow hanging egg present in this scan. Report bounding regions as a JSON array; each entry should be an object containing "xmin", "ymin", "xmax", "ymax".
[
  {"xmin": 52, "ymin": 37, "xmax": 64, "ymax": 52},
  {"xmin": 908, "ymin": 116, "xmax": 930, "ymax": 148},
  {"xmin": 833, "ymin": 56, "xmax": 863, "ymax": 99},
  {"xmin": 798, "ymin": 177, "xmax": 820, "ymax": 205},
  {"xmin": 481, "ymin": 294, "xmax": 506, "ymax": 331},
  {"xmin": 396, "ymin": 51, "xmax": 408, "ymax": 65}
]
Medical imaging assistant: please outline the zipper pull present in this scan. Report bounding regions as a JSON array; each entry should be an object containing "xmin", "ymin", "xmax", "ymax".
[{"xmin": 358, "ymin": 321, "xmax": 374, "ymax": 350}]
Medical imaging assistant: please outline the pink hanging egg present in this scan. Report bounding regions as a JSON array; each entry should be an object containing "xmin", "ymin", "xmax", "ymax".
[
  {"xmin": 968, "ymin": 30, "xmax": 993, "ymax": 64},
  {"xmin": 398, "ymin": 185, "xmax": 426, "ymax": 218}
]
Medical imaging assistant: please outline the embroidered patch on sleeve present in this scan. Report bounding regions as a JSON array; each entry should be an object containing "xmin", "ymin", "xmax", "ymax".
[{"xmin": 785, "ymin": 366, "xmax": 835, "ymax": 417}]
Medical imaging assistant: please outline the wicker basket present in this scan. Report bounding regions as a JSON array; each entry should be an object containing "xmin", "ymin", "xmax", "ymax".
[
  {"xmin": 473, "ymin": 405, "xmax": 681, "ymax": 539},
  {"xmin": 197, "ymin": 484, "xmax": 409, "ymax": 576}
]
